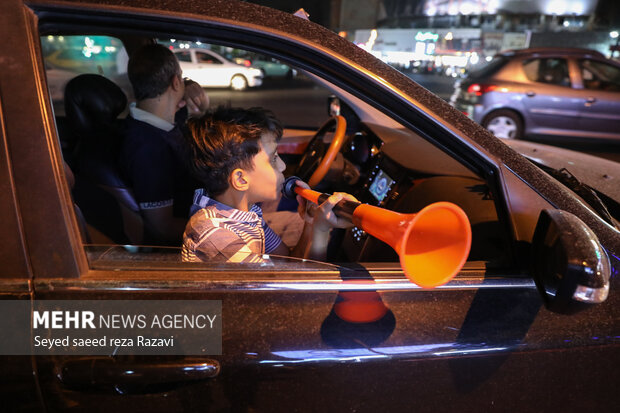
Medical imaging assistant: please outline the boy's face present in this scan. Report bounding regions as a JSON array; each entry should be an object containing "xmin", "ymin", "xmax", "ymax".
[{"xmin": 245, "ymin": 132, "xmax": 286, "ymax": 204}]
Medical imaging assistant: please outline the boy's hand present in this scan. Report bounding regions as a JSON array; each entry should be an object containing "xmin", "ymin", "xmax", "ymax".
[
  {"xmin": 295, "ymin": 180, "xmax": 358, "ymax": 232},
  {"xmin": 295, "ymin": 180, "xmax": 311, "ymax": 222},
  {"xmin": 313, "ymin": 192, "xmax": 358, "ymax": 232}
]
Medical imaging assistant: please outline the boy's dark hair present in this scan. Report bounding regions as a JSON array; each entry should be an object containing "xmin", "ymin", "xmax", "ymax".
[
  {"xmin": 187, "ymin": 106, "xmax": 283, "ymax": 197},
  {"xmin": 128, "ymin": 44, "xmax": 180, "ymax": 100}
]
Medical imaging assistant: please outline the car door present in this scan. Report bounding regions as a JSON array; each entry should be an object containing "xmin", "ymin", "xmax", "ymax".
[
  {"xmin": 192, "ymin": 49, "xmax": 232, "ymax": 87},
  {"xmin": 574, "ymin": 57, "xmax": 620, "ymax": 139},
  {"xmin": 175, "ymin": 48, "xmax": 231, "ymax": 88},
  {"xmin": 174, "ymin": 49, "xmax": 210, "ymax": 86},
  {"xmin": 175, "ymin": 49, "xmax": 227, "ymax": 87},
  {"xmin": 0, "ymin": 75, "xmax": 46, "ymax": 413},
  {"xmin": 519, "ymin": 57, "xmax": 582, "ymax": 135},
  {"xmin": 6, "ymin": 1, "xmax": 620, "ymax": 411}
]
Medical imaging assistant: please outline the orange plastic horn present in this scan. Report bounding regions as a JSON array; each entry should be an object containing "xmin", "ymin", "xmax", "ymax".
[{"xmin": 283, "ymin": 177, "xmax": 472, "ymax": 288}]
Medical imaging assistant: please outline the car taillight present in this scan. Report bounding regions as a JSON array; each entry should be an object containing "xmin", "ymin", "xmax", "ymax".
[
  {"xmin": 467, "ymin": 83, "xmax": 497, "ymax": 96},
  {"xmin": 243, "ymin": 59, "xmax": 251, "ymax": 67}
]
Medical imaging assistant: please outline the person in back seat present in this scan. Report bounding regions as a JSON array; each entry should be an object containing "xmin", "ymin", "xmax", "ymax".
[{"xmin": 120, "ymin": 44, "xmax": 209, "ymax": 245}]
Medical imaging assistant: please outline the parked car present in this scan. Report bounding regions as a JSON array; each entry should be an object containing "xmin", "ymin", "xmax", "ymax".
[
  {"xmin": 173, "ymin": 47, "xmax": 263, "ymax": 91},
  {"xmin": 1, "ymin": 1, "xmax": 620, "ymax": 412},
  {"xmin": 451, "ymin": 48, "xmax": 620, "ymax": 140}
]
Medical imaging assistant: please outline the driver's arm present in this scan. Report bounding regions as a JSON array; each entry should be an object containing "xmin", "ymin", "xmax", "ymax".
[
  {"xmin": 270, "ymin": 240, "xmax": 290, "ymax": 256},
  {"xmin": 291, "ymin": 223, "xmax": 330, "ymax": 261},
  {"xmin": 142, "ymin": 205, "xmax": 187, "ymax": 245}
]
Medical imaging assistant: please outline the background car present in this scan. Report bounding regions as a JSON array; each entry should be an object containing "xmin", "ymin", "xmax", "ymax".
[
  {"xmin": 450, "ymin": 48, "xmax": 620, "ymax": 140},
  {"xmin": 173, "ymin": 47, "xmax": 263, "ymax": 91},
  {"xmin": 235, "ymin": 53, "xmax": 297, "ymax": 79},
  {"xmin": 45, "ymin": 46, "xmax": 120, "ymax": 75},
  {"xmin": 252, "ymin": 57, "xmax": 296, "ymax": 78},
  {"xmin": 1, "ymin": 1, "xmax": 620, "ymax": 412}
]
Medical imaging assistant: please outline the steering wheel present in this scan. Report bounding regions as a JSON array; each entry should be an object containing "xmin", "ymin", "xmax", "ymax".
[{"xmin": 295, "ymin": 115, "xmax": 347, "ymax": 188}]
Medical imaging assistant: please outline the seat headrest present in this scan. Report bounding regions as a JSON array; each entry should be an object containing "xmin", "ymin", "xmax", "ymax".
[{"xmin": 64, "ymin": 74, "xmax": 127, "ymax": 135}]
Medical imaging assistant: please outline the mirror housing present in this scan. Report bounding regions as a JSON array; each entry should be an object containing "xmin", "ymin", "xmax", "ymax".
[
  {"xmin": 531, "ymin": 209, "xmax": 610, "ymax": 314},
  {"xmin": 327, "ymin": 95, "xmax": 341, "ymax": 117}
]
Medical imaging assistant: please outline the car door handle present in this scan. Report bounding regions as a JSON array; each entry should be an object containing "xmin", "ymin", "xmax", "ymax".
[
  {"xmin": 585, "ymin": 97, "xmax": 597, "ymax": 106},
  {"xmin": 526, "ymin": 91, "xmax": 536, "ymax": 97},
  {"xmin": 57, "ymin": 357, "xmax": 220, "ymax": 394}
]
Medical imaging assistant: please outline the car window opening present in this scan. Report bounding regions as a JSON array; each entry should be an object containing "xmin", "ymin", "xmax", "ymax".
[{"xmin": 43, "ymin": 32, "xmax": 514, "ymax": 275}]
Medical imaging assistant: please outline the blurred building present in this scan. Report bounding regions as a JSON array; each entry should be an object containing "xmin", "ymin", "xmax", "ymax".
[
  {"xmin": 336, "ymin": 0, "xmax": 619, "ymax": 74},
  {"xmin": 377, "ymin": 0, "xmax": 600, "ymax": 31},
  {"xmin": 244, "ymin": 0, "xmax": 619, "ymax": 70},
  {"xmin": 337, "ymin": 0, "xmax": 607, "ymax": 30}
]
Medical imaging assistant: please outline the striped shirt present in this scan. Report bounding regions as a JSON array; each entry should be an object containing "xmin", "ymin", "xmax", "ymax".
[{"xmin": 182, "ymin": 189, "xmax": 282, "ymax": 263}]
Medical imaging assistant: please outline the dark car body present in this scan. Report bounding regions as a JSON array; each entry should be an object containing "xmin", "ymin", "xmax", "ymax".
[
  {"xmin": 1, "ymin": 1, "xmax": 620, "ymax": 412},
  {"xmin": 451, "ymin": 48, "xmax": 620, "ymax": 141}
]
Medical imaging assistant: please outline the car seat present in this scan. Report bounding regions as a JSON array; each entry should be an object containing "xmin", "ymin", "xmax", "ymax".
[{"xmin": 64, "ymin": 74, "xmax": 144, "ymax": 244}]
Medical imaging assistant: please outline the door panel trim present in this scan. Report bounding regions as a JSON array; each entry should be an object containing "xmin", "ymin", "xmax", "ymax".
[{"xmin": 33, "ymin": 274, "xmax": 533, "ymax": 293}]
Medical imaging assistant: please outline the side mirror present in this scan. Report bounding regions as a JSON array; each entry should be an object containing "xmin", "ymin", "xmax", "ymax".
[
  {"xmin": 531, "ymin": 209, "xmax": 610, "ymax": 314},
  {"xmin": 328, "ymin": 95, "xmax": 341, "ymax": 117}
]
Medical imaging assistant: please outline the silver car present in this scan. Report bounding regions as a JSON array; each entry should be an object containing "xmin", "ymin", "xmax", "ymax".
[{"xmin": 451, "ymin": 48, "xmax": 620, "ymax": 140}]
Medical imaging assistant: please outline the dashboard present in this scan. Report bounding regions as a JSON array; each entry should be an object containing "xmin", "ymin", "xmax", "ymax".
[{"xmin": 330, "ymin": 122, "xmax": 508, "ymax": 265}]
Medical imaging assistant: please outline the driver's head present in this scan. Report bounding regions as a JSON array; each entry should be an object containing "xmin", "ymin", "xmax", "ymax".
[
  {"xmin": 128, "ymin": 44, "xmax": 182, "ymax": 101},
  {"xmin": 187, "ymin": 106, "xmax": 284, "ymax": 202}
]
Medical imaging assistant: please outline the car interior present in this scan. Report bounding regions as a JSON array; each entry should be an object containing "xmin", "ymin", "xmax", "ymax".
[
  {"xmin": 523, "ymin": 57, "xmax": 571, "ymax": 87},
  {"xmin": 580, "ymin": 59, "xmax": 620, "ymax": 92},
  {"xmin": 43, "ymin": 32, "xmax": 514, "ymax": 273}
]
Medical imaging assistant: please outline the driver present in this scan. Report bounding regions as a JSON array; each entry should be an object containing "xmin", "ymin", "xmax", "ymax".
[
  {"xmin": 181, "ymin": 106, "xmax": 357, "ymax": 263},
  {"xmin": 120, "ymin": 43, "xmax": 210, "ymax": 246}
]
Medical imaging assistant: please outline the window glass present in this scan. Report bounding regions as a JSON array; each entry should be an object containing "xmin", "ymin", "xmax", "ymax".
[
  {"xmin": 158, "ymin": 39, "xmax": 331, "ymax": 130},
  {"xmin": 43, "ymin": 32, "xmax": 511, "ymax": 275},
  {"xmin": 521, "ymin": 58, "xmax": 539, "ymax": 82},
  {"xmin": 41, "ymin": 35, "xmax": 131, "ymax": 110},
  {"xmin": 579, "ymin": 59, "xmax": 620, "ymax": 91},
  {"xmin": 523, "ymin": 58, "xmax": 570, "ymax": 87},
  {"xmin": 468, "ymin": 55, "xmax": 508, "ymax": 79},
  {"xmin": 196, "ymin": 52, "xmax": 221, "ymax": 64},
  {"xmin": 42, "ymin": 35, "xmax": 131, "ymax": 170},
  {"xmin": 174, "ymin": 51, "xmax": 192, "ymax": 62}
]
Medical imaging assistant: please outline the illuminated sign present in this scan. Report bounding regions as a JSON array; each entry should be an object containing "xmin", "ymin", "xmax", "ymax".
[
  {"xmin": 422, "ymin": 0, "xmax": 596, "ymax": 16},
  {"xmin": 415, "ymin": 31, "xmax": 439, "ymax": 42}
]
